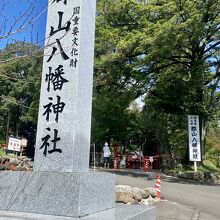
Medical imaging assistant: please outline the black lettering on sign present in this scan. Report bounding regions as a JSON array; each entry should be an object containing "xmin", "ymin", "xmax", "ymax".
[
  {"xmin": 72, "ymin": 16, "xmax": 80, "ymax": 25},
  {"xmin": 43, "ymin": 96, "xmax": 66, "ymax": 123},
  {"xmin": 47, "ymin": 10, "xmax": 72, "ymax": 62},
  {"xmin": 70, "ymin": 58, "xmax": 78, "ymax": 67},
  {"xmin": 193, "ymin": 154, "xmax": 198, "ymax": 159},
  {"xmin": 73, "ymin": 6, "xmax": 80, "ymax": 16},
  {"xmin": 47, "ymin": 39, "xmax": 70, "ymax": 62},
  {"xmin": 71, "ymin": 48, "xmax": 78, "ymax": 56},
  {"xmin": 72, "ymin": 37, "xmax": 79, "ymax": 47},
  {"xmin": 46, "ymin": 65, "xmax": 69, "ymax": 92},
  {"xmin": 40, "ymin": 127, "xmax": 62, "ymax": 157},
  {"xmin": 52, "ymin": 0, "xmax": 67, "ymax": 5},
  {"xmin": 50, "ymin": 11, "xmax": 71, "ymax": 36}
]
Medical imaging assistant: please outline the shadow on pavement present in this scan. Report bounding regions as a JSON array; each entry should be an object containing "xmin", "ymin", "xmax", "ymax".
[
  {"xmin": 95, "ymin": 168, "xmax": 220, "ymax": 187},
  {"xmin": 162, "ymin": 175, "xmax": 220, "ymax": 186},
  {"xmin": 96, "ymin": 168, "xmax": 160, "ymax": 180}
]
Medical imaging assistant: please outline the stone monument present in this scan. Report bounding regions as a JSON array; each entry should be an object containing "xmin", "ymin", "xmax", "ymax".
[
  {"xmin": 0, "ymin": 0, "xmax": 115, "ymax": 218},
  {"xmin": 0, "ymin": 1, "xmax": 156, "ymax": 219},
  {"xmin": 34, "ymin": 0, "xmax": 97, "ymax": 173}
]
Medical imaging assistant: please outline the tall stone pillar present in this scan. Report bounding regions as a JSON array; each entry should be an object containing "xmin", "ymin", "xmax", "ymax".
[{"xmin": 34, "ymin": 0, "xmax": 96, "ymax": 172}]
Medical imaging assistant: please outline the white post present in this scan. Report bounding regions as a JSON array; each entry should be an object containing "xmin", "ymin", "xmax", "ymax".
[{"xmin": 194, "ymin": 161, "xmax": 197, "ymax": 172}]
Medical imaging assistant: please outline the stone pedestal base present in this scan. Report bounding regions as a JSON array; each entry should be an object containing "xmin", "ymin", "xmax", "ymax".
[
  {"xmin": 0, "ymin": 204, "xmax": 156, "ymax": 220},
  {"xmin": 0, "ymin": 171, "xmax": 115, "ymax": 217}
]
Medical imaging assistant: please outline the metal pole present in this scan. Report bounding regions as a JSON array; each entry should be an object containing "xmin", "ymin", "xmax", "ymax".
[
  {"xmin": 194, "ymin": 161, "xmax": 197, "ymax": 172},
  {"xmin": 93, "ymin": 143, "xmax": 96, "ymax": 171}
]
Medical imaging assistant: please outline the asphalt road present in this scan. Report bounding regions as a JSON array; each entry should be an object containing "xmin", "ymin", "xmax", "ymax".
[{"xmin": 101, "ymin": 168, "xmax": 220, "ymax": 219}]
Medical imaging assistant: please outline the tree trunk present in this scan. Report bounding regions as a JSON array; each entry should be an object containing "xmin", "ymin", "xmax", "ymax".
[
  {"xmin": 5, "ymin": 111, "xmax": 10, "ymax": 144},
  {"xmin": 200, "ymin": 117, "xmax": 209, "ymax": 162},
  {"xmin": 16, "ymin": 112, "xmax": 20, "ymax": 137}
]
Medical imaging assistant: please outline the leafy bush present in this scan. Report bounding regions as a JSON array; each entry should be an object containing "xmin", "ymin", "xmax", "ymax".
[
  {"xmin": 200, "ymin": 160, "xmax": 218, "ymax": 172},
  {"xmin": 0, "ymin": 149, "xmax": 7, "ymax": 157}
]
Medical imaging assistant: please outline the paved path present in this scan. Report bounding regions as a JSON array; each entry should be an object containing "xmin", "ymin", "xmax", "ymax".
[
  {"xmin": 0, "ymin": 168, "xmax": 219, "ymax": 219},
  {"xmin": 98, "ymin": 168, "xmax": 220, "ymax": 220}
]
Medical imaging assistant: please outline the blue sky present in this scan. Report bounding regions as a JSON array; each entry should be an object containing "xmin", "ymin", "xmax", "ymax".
[{"xmin": 0, "ymin": 0, "xmax": 48, "ymax": 49}]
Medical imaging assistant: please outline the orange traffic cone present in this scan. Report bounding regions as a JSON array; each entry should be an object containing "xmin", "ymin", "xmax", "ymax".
[{"xmin": 154, "ymin": 175, "xmax": 161, "ymax": 198}]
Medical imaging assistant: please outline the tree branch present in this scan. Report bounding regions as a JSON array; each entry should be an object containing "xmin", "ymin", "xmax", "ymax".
[{"xmin": 204, "ymin": 41, "xmax": 220, "ymax": 54}]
